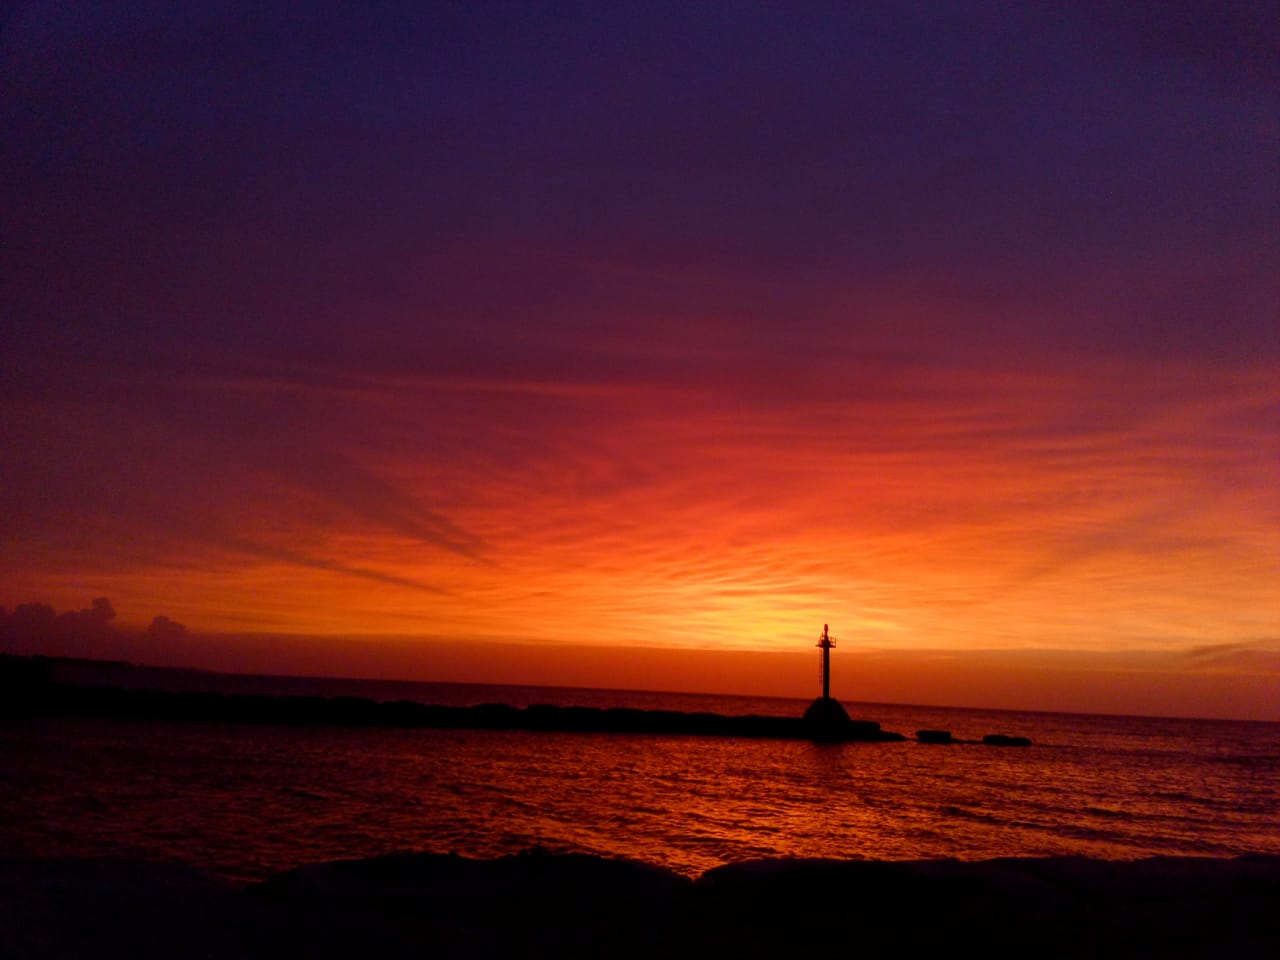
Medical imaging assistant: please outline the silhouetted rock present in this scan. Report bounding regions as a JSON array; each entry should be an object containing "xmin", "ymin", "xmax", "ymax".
[
  {"xmin": 467, "ymin": 702, "xmax": 522, "ymax": 728},
  {"xmin": 0, "ymin": 653, "xmax": 55, "ymax": 708},
  {"xmin": 4, "ymin": 853, "xmax": 1279, "ymax": 959},
  {"xmin": 802, "ymin": 695, "xmax": 851, "ymax": 742},
  {"xmin": 916, "ymin": 729, "xmax": 953, "ymax": 743},
  {"xmin": 0, "ymin": 857, "xmax": 241, "ymax": 960},
  {"xmin": 803, "ymin": 696, "xmax": 851, "ymax": 725},
  {"xmin": 798, "ymin": 697, "xmax": 906, "ymax": 742},
  {"xmin": 255, "ymin": 847, "xmax": 690, "ymax": 903},
  {"xmin": 984, "ymin": 733, "xmax": 1033, "ymax": 746}
]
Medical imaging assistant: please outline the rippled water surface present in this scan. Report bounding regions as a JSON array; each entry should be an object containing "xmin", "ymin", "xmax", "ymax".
[{"xmin": 3, "ymin": 679, "xmax": 1278, "ymax": 885}]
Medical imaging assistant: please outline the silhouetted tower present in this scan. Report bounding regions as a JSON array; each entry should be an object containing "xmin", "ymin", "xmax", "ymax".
[
  {"xmin": 818, "ymin": 622, "xmax": 835, "ymax": 699},
  {"xmin": 803, "ymin": 622, "xmax": 851, "ymax": 732}
]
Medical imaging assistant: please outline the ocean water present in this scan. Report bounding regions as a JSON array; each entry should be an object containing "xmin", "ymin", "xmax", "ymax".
[{"xmin": 2, "ymin": 672, "xmax": 1278, "ymax": 886}]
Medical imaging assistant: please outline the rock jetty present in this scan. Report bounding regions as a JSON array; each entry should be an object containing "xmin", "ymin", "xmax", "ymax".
[
  {"xmin": 4, "ymin": 676, "xmax": 905, "ymax": 742},
  {"xmin": 2, "ymin": 655, "xmax": 1031, "ymax": 746}
]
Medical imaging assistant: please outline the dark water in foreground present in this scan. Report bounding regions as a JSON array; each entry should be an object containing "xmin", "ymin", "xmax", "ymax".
[{"xmin": 3, "ymin": 671, "xmax": 1278, "ymax": 886}]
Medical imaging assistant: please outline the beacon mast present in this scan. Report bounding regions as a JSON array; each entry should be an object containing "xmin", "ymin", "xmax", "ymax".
[
  {"xmin": 803, "ymin": 622, "xmax": 851, "ymax": 733},
  {"xmin": 817, "ymin": 622, "xmax": 835, "ymax": 700}
]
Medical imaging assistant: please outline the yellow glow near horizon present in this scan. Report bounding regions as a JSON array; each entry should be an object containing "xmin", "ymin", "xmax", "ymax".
[{"xmin": 4, "ymin": 362, "xmax": 1277, "ymax": 719}]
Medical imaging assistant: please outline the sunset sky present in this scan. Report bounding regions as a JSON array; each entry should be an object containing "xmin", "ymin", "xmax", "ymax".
[{"xmin": 3, "ymin": 2, "xmax": 1277, "ymax": 719}]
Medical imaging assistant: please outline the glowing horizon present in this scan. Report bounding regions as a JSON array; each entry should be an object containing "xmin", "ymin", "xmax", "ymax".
[{"xmin": 2, "ymin": 3, "xmax": 1277, "ymax": 720}]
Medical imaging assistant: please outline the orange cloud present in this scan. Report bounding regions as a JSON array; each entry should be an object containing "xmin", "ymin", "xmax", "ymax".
[{"xmin": 3, "ymin": 353, "xmax": 1276, "ymax": 719}]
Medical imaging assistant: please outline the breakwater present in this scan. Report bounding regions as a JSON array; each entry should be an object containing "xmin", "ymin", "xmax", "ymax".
[
  {"xmin": 7, "ymin": 677, "xmax": 907, "ymax": 741},
  {"xmin": 0, "ymin": 656, "xmax": 1046, "ymax": 744}
]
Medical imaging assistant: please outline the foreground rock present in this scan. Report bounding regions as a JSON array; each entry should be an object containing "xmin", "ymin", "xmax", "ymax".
[
  {"xmin": 0, "ymin": 858, "xmax": 242, "ymax": 960},
  {"xmin": 3, "ymin": 851, "xmax": 1277, "ymax": 959}
]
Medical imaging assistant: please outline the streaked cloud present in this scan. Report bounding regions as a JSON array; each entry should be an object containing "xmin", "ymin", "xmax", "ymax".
[{"xmin": 1, "ymin": 1, "xmax": 1276, "ymax": 717}]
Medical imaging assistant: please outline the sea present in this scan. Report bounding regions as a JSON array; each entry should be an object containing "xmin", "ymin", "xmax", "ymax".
[{"xmin": 2, "ymin": 666, "xmax": 1278, "ymax": 887}]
